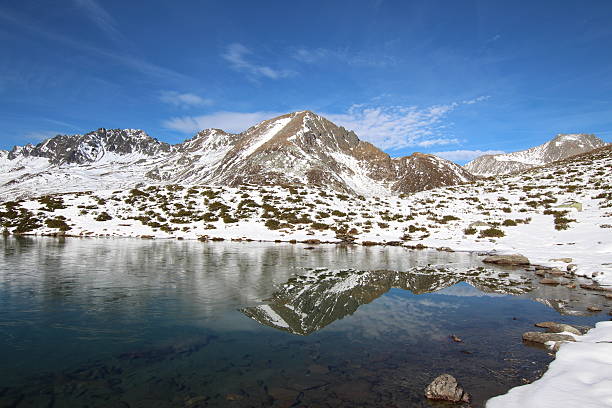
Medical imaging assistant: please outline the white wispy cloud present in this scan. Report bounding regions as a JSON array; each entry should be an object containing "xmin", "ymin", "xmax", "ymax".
[
  {"xmin": 163, "ymin": 111, "xmax": 283, "ymax": 134},
  {"xmin": 23, "ymin": 130, "xmax": 61, "ymax": 143},
  {"xmin": 292, "ymin": 48, "xmax": 330, "ymax": 63},
  {"xmin": 73, "ymin": 0, "xmax": 124, "ymax": 43},
  {"xmin": 323, "ymin": 103, "xmax": 462, "ymax": 150},
  {"xmin": 223, "ymin": 43, "xmax": 294, "ymax": 80},
  {"xmin": 463, "ymin": 95, "xmax": 491, "ymax": 104},
  {"xmin": 415, "ymin": 138, "xmax": 461, "ymax": 147},
  {"xmin": 432, "ymin": 149, "xmax": 505, "ymax": 161},
  {"xmin": 163, "ymin": 96, "xmax": 489, "ymax": 143},
  {"xmin": 292, "ymin": 47, "xmax": 396, "ymax": 67},
  {"xmin": 159, "ymin": 91, "xmax": 212, "ymax": 108}
]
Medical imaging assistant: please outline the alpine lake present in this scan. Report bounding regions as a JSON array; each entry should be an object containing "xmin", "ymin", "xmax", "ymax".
[{"xmin": 0, "ymin": 236, "xmax": 608, "ymax": 407}]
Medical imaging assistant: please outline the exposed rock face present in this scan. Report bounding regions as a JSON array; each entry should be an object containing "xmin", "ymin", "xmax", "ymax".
[
  {"xmin": 393, "ymin": 152, "xmax": 474, "ymax": 193},
  {"xmin": 465, "ymin": 133, "xmax": 606, "ymax": 176},
  {"xmin": 482, "ymin": 254, "xmax": 530, "ymax": 265},
  {"xmin": 0, "ymin": 111, "xmax": 473, "ymax": 200},
  {"xmin": 424, "ymin": 374, "xmax": 470, "ymax": 403}
]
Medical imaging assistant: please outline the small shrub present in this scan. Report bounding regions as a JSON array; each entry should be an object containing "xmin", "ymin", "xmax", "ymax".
[
  {"xmin": 45, "ymin": 217, "xmax": 71, "ymax": 231},
  {"xmin": 95, "ymin": 212, "xmax": 113, "ymax": 221},
  {"xmin": 479, "ymin": 227, "xmax": 505, "ymax": 238},
  {"xmin": 265, "ymin": 219, "xmax": 281, "ymax": 230}
]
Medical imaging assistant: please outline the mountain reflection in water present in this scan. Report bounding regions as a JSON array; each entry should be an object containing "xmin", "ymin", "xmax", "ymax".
[
  {"xmin": 242, "ymin": 267, "xmax": 531, "ymax": 335},
  {"xmin": 1, "ymin": 237, "xmax": 607, "ymax": 408}
]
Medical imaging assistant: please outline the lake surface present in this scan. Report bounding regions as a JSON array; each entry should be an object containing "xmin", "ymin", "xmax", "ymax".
[{"xmin": 0, "ymin": 237, "xmax": 607, "ymax": 407}]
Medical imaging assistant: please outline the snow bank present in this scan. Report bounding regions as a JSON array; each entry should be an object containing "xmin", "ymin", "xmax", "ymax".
[{"xmin": 487, "ymin": 321, "xmax": 612, "ymax": 408}]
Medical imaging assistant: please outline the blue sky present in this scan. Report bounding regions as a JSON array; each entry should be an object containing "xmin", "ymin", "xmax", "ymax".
[{"xmin": 1, "ymin": 0, "xmax": 611, "ymax": 163}]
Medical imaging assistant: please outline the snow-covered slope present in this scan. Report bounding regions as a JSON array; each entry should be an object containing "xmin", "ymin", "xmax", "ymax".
[
  {"xmin": 2, "ymin": 145, "xmax": 610, "ymax": 287},
  {"xmin": 487, "ymin": 321, "xmax": 612, "ymax": 408},
  {"xmin": 465, "ymin": 134, "xmax": 606, "ymax": 176},
  {"xmin": 0, "ymin": 111, "xmax": 473, "ymax": 200}
]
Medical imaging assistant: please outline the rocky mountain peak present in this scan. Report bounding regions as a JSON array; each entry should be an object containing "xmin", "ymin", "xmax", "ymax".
[
  {"xmin": 1, "ymin": 111, "xmax": 478, "ymax": 199},
  {"xmin": 7, "ymin": 128, "xmax": 171, "ymax": 165},
  {"xmin": 465, "ymin": 133, "xmax": 606, "ymax": 176}
]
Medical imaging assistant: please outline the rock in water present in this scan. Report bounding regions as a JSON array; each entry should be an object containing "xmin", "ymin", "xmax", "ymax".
[
  {"xmin": 482, "ymin": 254, "xmax": 530, "ymax": 265},
  {"xmin": 522, "ymin": 332, "xmax": 576, "ymax": 344},
  {"xmin": 534, "ymin": 322, "xmax": 581, "ymax": 335},
  {"xmin": 424, "ymin": 374, "xmax": 470, "ymax": 403}
]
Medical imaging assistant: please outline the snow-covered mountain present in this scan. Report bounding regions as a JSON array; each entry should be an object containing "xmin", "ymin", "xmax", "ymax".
[
  {"xmin": 0, "ymin": 111, "xmax": 473, "ymax": 200},
  {"xmin": 464, "ymin": 133, "xmax": 606, "ymax": 176}
]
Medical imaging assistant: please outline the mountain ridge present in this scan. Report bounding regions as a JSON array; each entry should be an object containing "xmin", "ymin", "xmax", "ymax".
[
  {"xmin": 0, "ymin": 111, "xmax": 473, "ymax": 200},
  {"xmin": 464, "ymin": 133, "xmax": 606, "ymax": 176}
]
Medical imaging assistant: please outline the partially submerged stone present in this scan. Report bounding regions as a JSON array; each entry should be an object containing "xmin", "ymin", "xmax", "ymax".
[
  {"xmin": 522, "ymin": 332, "xmax": 576, "ymax": 344},
  {"xmin": 534, "ymin": 322, "xmax": 581, "ymax": 335},
  {"xmin": 424, "ymin": 374, "xmax": 470, "ymax": 403},
  {"xmin": 539, "ymin": 278, "xmax": 560, "ymax": 285},
  {"xmin": 549, "ymin": 257, "xmax": 573, "ymax": 263},
  {"xmin": 549, "ymin": 268, "xmax": 566, "ymax": 276},
  {"xmin": 580, "ymin": 284, "xmax": 612, "ymax": 292},
  {"xmin": 482, "ymin": 254, "xmax": 530, "ymax": 266}
]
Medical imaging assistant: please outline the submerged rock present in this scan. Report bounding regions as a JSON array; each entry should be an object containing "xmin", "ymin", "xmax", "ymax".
[
  {"xmin": 424, "ymin": 374, "xmax": 470, "ymax": 403},
  {"xmin": 549, "ymin": 268, "xmax": 566, "ymax": 276},
  {"xmin": 539, "ymin": 278, "xmax": 560, "ymax": 285},
  {"xmin": 534, "ymin": 322, "xmax": 581, "ymax": 335},
  {"xmin": 550, "ymin": 257, "xmax": 573, "ymax": 263},
  {"xmin": 522, "ymin": 332, "xmax": 576, "ymax": 344},
  {"xmin": 579, "ymin": 283, "xmax": 612, "ymax": 292},
  {"xmin": 483, "ymin": 254, "xmax": 530, "ymax": 265}
]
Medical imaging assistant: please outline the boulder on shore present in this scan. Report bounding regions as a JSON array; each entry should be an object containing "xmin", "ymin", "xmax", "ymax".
[
  {"xmin": 424, "ymin": 374, "xmax": 470, "ymax": 403},
  {"xmin": 534, "ymin": 322, "xmax": 581, "ymax": 335},
  {"xmin": 522, "ymin": 331, "xmax": 576, "ymax": 344},
  {"xmin": 482, "ymin": 254, "xmax": 530, "ymax": 266}
]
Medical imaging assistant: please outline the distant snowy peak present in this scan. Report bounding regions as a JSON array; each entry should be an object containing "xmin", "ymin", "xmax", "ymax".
[
  {"xmin": 464, "ymin": 133, "xmax": 606, "ymax": 176},
  {"xmin": 7, "ymin": 128, "xmax": 172, "ymax": 165}
]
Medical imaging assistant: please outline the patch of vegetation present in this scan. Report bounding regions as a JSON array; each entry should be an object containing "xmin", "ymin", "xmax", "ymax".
[
  {"xmin": 265, "ymin": 219, "xmax": 281, "ymax": 230},
  {"xmin": 45, "ymin": 216, "xmax": 71, "ymax": 231},
  {"xmin": 543, "ymin": 209, "xmax": 576, "ymax": 230},
  {"xmin": 14, "ymin": 217, "xmax": 42, "ymax": 234},
  {"xmin": 463, "ymin": 227, "xmax": 477, "ymax": 235},
  {"xmin": 38, "ymin": 196, "xmax": 66, "ymax": 211},
  {"xmin": 95, "ymin": 212, "xmax": 113, "ymax": 221},
  {"xmin": 478, "ymin": 227, "xmax": 505, "ymax": 238},
  {"xmin": 311, "ymin": 222, "xmax": 329, "ymax": 231}
]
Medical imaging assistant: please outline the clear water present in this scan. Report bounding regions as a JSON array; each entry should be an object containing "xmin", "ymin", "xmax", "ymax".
[{"xmin": 0, "ymin": 236, "xmax": 606, "ymax": 407}]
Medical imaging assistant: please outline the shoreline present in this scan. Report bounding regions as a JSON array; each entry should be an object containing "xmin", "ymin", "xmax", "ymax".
[{"xmin": 3, "ymin": 234, "xmax": 610, "ymax": 407}]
